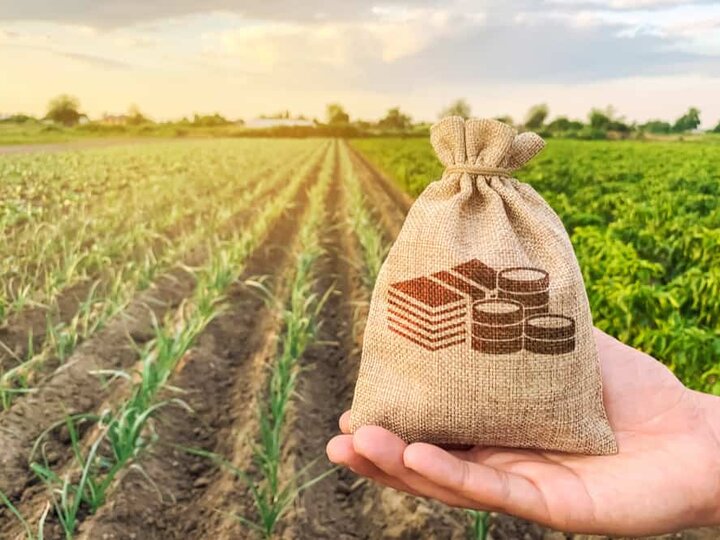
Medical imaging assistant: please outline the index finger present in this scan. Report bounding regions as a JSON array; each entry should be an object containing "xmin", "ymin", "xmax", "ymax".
[{"xmin": 339, "ymin": 410, "xmax": 351, "ymax": 433}]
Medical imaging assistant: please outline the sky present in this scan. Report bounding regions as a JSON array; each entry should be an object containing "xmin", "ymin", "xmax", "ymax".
[{"xmin": 0, "ymin": 0, "xmax": 719, "ymax": 127}]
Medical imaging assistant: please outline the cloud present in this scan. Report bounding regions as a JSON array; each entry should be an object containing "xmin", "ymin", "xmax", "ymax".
[
  {"xmin": 545, "ymin": 0, "xmax": 695, "ymax": 8},
  {"xmin": 203, "ymin": 6, "xmax": 486, "ymax": 74},
  {"xmin": 517, "ymin": 2, "xmax": 720, "ymax": 57},
  {"xmin": 1, "ymin": 0, "xmax": 719, "ymax": 124},
  {"xmin": 0, "ymin": 0, "xmax": 441, "ymax": 28},
  {"xmin": 57, "ymin": 50, "xmax": 132, "ymax": 69}
]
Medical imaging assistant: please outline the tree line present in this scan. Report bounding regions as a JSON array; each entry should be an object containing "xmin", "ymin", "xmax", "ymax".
[
  {"xmin": 325, "ymin": 100, "xmax": 718, "ymax": 138},
  {"xmin": 3, "ymin": 94, "xmax": 719, "ymax": 139}
]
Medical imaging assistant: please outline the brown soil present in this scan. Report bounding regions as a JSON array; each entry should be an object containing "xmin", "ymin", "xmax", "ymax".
[
  {"xmin": 73, "ymin": 146, "xmax": 328, "ymax": 539},
  {"xmin": 279, "ymin": 146, "xmax": 381, "ymax": 539},
  {"xmin": 0, "ymin": 268, "xmax": 195, "ymax": 502},
  {"xmin": 0, "ymin": 279, "xmax": 98, "ymax": 374},
  {"xmin": 347, "ymin": 144, "xmax": 413, "ymax": 215},
  {"xmin": 0, "ymin": 148, "xmax": 308, "ymax": 375},
  {"xmin": 0, "ymin": 147, "xmax": 324, "ymax": 534},
  {"xmin": 346, "ymin": 145, "xmax": 409, "ymax": 241}
]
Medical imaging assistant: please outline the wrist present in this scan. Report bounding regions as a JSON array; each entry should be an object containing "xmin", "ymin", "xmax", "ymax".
[{"xmin": 693, "ymin": 390, "xmax": 720, "ymax": 525}]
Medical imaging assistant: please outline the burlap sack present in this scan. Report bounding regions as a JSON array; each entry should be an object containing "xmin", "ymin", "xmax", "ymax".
[{"xmin": 350, "ymin": 116, "xmax": 617, "ymax": 455}]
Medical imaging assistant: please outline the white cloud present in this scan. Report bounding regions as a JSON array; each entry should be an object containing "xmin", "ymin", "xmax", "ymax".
[
  {"xmin": 203, "ymin": 7, "xmax": 486, "ymax": 71},
  {"xmin": 545, "ymin": 0, "xmax": 693, "ymax": 8},
  {"xmin": 517, "ymin": 3, "xmax": 720, "ymax": 55}
]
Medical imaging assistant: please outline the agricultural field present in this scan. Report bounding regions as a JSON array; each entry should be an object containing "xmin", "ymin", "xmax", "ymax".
[
  {"xmin": 0, "ymin": 135, "xmax": 718, "ymax": 540},
  {"xmin": 352, "ymin": 137, "xmax": 720, "ymax": 396}
]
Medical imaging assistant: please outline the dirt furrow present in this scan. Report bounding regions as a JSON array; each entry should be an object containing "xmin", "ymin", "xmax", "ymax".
[
  {"xmin": 0, "ymin": 146, "xmax": 316, "ymax": 374},
  {"xmin": 277, "ymin": 145, "xmax": 382, "ymax": 539},
  {"xmin": 0, "ymin": 145, "xmax": 326, "ymax": 521},
  {"xmin": 346, "ymin": 144, "xmax": 411, "ymax": 240},
  {"xmin": 74, "ymin": 146, "xmax": 330, "ymax": 540}
]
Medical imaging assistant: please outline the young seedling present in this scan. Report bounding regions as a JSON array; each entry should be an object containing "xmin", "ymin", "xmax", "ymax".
[
  {"xmin": 467, "ymin": 510, "xmax": 491, "ymax": 540},
  {"xmin": 339, "ymin": 144, "xmax": 389, "ymax": 289}
]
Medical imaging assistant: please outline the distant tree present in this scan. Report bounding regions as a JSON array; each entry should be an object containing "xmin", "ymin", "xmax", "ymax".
[
  {"xmin": 326, "ymin": 103, "xmax": 349, "ymax": 125},
  {"xmin": 524, "ymin": 104, "xmax": 549, "ymax": 129},
  {"xmin": 640, "ymin": 120, "xmax": 672, "ymax": 134},
  {"xmin": 46, "ymin": 94, "xmax": 82, "ymax": 126},
  {"xmin": 127, "ymin": 104, "xmax": 149, "ymax": 125},
  {"xmin": 547, "ymin": 116, "xmax": 584, "ymax": 132},
  {"xmin": 440, "ymin": 99, "xmax": 472, "ymax": 119},
  {"xmin": 378, "ymin": 107, "xmax": 412, "ymax": 130},
  {"xmin": 0, "ymin": 114, "xmax": 37, "ymax": 124},
  {"xmin": 354, "ymin": 120, "xmax": 373, "ymax": 130},
  {"xmin": 588, "ymin": 106, "xmax": 630, "ymax": 133},
  {"xmin": 672, "ymin": 107, "xmax": 701, "ymax": 132},
  {"xmin": 494, "ymin": 115, "xmax": 514, "ymax": 125},
  {"xmin": 192, "ymin": 113, "xmax": 230, "ymax": 127},
  {"xmin": 588, "ymin": 107, "xmax": 611, "ymax": 130},
  {"xmin": 713, "ymin": 119, "xmax": 720, "ymax": 133}
]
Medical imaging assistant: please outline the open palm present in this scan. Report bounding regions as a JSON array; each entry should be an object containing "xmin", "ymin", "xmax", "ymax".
[{"xmin": 327, "ymin": 329, "xmax": 720, "ymax": 536}]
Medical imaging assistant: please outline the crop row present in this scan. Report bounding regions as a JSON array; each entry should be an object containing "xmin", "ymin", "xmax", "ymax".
[
  {"xmin": 0, "ymin": 140, "xmax": 318, "ymax": 321},
  {"xmin": 0, "ymin": 142, "xmax": 330, "ymax": 538},
  {"xmin": 0, "ymin": 143, "xmax": 325, "ymax": 411},
  {"xmin": 241, "ymin": 141, "xmax": 336, "ymax": 537},
  {"xmin": 341, "ymin": 142, "xmax": 491, "ymax": 538}
]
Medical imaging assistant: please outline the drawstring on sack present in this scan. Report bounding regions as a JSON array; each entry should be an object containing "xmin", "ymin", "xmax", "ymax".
[{"xmin": 444, "ymin": 164, "xmax": 512, "ymax": 177}]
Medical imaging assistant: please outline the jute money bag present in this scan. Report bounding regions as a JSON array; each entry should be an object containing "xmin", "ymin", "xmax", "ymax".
[{"xmin": 350, "ymin": 116, "xmax": 617, "ymax": 455}]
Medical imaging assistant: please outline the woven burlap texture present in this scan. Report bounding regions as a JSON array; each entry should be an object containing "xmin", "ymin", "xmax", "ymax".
[{"xmin": 350, "ymin": 116, "xmax": 617, "ymax": 455}]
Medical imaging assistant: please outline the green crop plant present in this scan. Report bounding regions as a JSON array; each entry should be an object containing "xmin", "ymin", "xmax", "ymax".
[
  {"xmin": 30, "ymin": 416, "xmax": 109, "ymax": 539},
  {"xmin": 467, "ymin": 510, "xmax": 491, "ymax": 539},
  {"xmin": 0, "ymin": 143, "xmax": 325, "ymax": 411},
  {"xmin": 181, "ymin": 446, "xmax": 335, "ymax": 538},
  {"xmin": 0, "ymin": 490, "xmax": 49, "ymax": 540},
  {"xmin": 242, "ymin": 142, "xmax": 335, "ymax": 538},
  {"xmin": 0, "ymin": 139, "xmax": 320, "ymax": 325},
  {"xmin": 339, "ymin": 142, "xmax": 388, "ymax": 289},
  {"xmin": 21, "ymin": 142, "xmax": 331, "ymax": 536},
  {"xmin": 352, "ymin": 137, "xmax": 720, "ymax": 395}
]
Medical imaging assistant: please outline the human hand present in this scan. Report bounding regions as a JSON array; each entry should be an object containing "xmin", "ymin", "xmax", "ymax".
[{"xmin": 327, "ymin": 328, "xmax": 720, "ymax": 536}]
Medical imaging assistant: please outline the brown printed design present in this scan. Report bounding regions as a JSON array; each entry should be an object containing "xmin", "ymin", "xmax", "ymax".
[
  {"xmin": 387, "ymin": 260, "xmax": 576, "ymax": 355},
  {"xmin": 452, "ymin": 259, "xmax": 498, "ymax": 290},
  {"xmin": 524, "ymin": 315, "xmax": 576, "ymax": 355},
  {"xmin": 432, "ymin": 270, "xmax": 486, "ymax": 299},
  {"xmin": 387, "ymin": 277, "xmax": 468, "ymax": 351}
]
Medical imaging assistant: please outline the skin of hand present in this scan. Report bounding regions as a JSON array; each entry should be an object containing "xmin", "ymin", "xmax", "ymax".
[{"xmin": 327, "ymin": 328, "xmax": 720, "ymax": 536}]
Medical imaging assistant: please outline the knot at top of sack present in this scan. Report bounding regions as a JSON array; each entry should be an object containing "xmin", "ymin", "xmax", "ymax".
[{"xmin": 431, "ymin": 116, "xmax": 546, "ymax": 174}]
